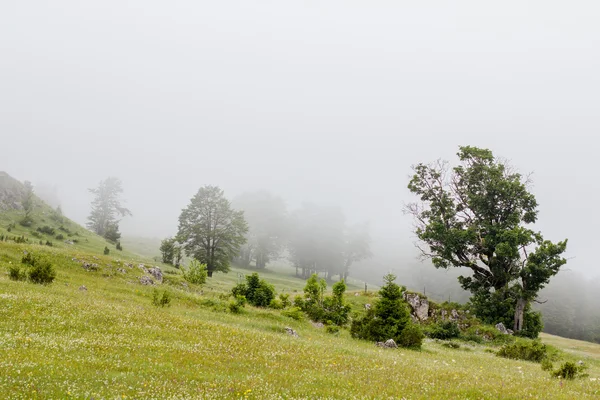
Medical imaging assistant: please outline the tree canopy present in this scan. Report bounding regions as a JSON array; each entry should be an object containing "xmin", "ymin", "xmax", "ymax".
[
  {"xmin": 87, "ymin": 177, "xmax": 131, "ymax": 241},
  {"xmin": 177, "ymin": 185, "xmax": 248, "ymax": 277},
  {"xmin": 406, "ymin": 146, "xmax": 567, "ymax": 335}
]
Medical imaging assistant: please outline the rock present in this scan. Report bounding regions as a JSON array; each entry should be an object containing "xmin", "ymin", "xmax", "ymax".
[
  {"xmin": 125, "ymin": 263, "xmax": 133, "ymax": 268},
  {"xmin": 147, "ymin": 267, "xmax": 163, "ymax": 283},
  {"xmin": 78, "ymin": 285, "xmax": 87, "ymax": 291},
  {"xmin": 82, "ymin": 262, "xmax": 99, "ymax": 271},
  {"xmin": 312, "ymin": 322, "xmax": 324, "ymax": 329},
  {"xmin": 117, "ymin": 268, "xmax": 127, "ymax": 274},
  {"xmin": 506, "ymin": 329, "xmax": 514, "ymax": 335},
  {"xmin": 441, "ymin": 310, "xmax": 448, "ymax": 320},
  {"xmin": 495, "ymin": 322, "xmax": 510, "ymax": 335},
  {"xmin": 450, "ymin": 309, "xmax": 460, "ymax": 321},
  {"xmin": 285, "ymin": 327, "xmax": 299, "ymax": 338},
  {"xmin": 364, "ymin": 303, "xmax": 372, "ymax": 310},
  {"xmin": 404, "ymin": 293, "xmax": 430, "ymax": 321},
  {"xmin": 139, "ymin": 276, "xmax": 154, "ymax": 285},
  {"xmin": 354, "ymin": 292, "xmax": 360, "ymax": 296},
  {"xmin": 376, "ymin": 339, "xmax": 398, "ymax": 349},
  {"xmin": 578, "ymin": 360, "xmax": 584, "ymax": 366},
  {"xmin": 64, "ymin": 240, "xmax": 74, "ymax": 245}
]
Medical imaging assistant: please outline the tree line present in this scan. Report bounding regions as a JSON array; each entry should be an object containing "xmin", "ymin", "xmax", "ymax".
[{"xmin": 160, "ymin": 186, "xmax": 372, "ymax": 280}]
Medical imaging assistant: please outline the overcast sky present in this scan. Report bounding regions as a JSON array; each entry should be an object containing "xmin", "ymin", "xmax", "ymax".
[{"xmin": 1, "ymin": 1, "xmax": 599, "ymax": 276}]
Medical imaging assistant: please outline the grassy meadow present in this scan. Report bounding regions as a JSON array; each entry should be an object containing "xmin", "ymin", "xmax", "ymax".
[{"xmin": 0, "ymin": 239, "xmax": 600, "ymax": 399}]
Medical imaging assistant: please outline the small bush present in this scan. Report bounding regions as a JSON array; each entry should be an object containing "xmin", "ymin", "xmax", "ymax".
[
  {"xmin": 279, "ymin": 293, "xmax": 291, "ymax": 308},
  {"xmin": 55, "ymin": 234, "xmax": 64, "ymax": 240},
  {"xmin": 182, "ymin": 259, "xmax": 208, "ymax": 285},
  {"xmin": 426, "ymin": 321, "xmax": 461, "ymax": 340},
  {"xmin": 152, "ymin": 289, "xmax": 171, "ymax": 307},
  {"xmin": 398, "ymin": 323, "xmax": 424, "ymax": 349},
  {"xmin": 20, "ymin": 218, "xmax": 33, "ymax": 227},
  {"xmin": 28, "ymin": 258, "xmax": 56, "ymax": 284},
  {"xmin": 541, "ymin": 358, "xmax": 554, "ymax": 371},
  {"xmin": 8, "ymin": 265, "xmax": 26, "ymax": 281},
  {"xmin": 552, "ymin": 362, "xmax": 586, "ymax": 380},
  {"xmin": 22, "ymin": 252, "xmax": 35, "ymax": 266},
  {"xmin": 103, "ymin": 246, "xmax": 110, "ymax": 255},
  {"xmin": 497, "ymin": 340, "xmax": 547, "ymax": 362},
  {"xmin": 45, "ymin": 241, "xmax": 53, "ymax": 247},
  {"xmin": 32, "ymin": 231, "xmax": 41, "ymax": 238},
  {"xmin": 326, "ymin": 325, "xmax": 340, "ymax": 335},
  {"xmin": 232, "ymin": 273, "xmax": 275, "ymax": 308},
  {"xmin": 282, "ymin": 307, "xmax": 305, "ymax": 321},
  {"xmin": 37, "ymin": 226, "xmax": 55, "ymax": 235},
  {"xmin": 269, "ymin": 298, "xmax": 284, "ymax": 310},
  {"xmin": 116, "ymin": 241, "xmax": 123, "ymax": 251},
  {"xmin": 460, "ymin": 333, "xmax": 483, "ymax": 344},
  {"xmin": 228, "ymin": 295, "xmax": 247, "ymax": 314}
]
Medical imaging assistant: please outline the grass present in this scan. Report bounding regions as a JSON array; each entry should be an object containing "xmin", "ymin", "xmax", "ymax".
[{"xmin": 1, "ymin": 241, "xmax": 600, "ymax": 399}]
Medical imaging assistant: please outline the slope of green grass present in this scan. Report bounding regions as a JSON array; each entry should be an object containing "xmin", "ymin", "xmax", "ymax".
[{"xmin": 1, "ymin": 241, "xmax": 600, "ymax": 399}]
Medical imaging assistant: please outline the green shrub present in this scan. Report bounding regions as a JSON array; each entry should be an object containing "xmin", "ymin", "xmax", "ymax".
[
  {"xmin": 279, "ymin": 293, "xmax": 291, "ymax": 308},
  {"xmin": 426, "ymin": 321, "xmax": 461, "ymax": 340},
  {"xmin": 231, "ymin": 273, "xmax": 275, "ymax": 308},
  {"xmin": 326, "ymin": 325, "xmax": 340, "ymax": 334},
  {"xmin": 398, "ymin": 323, "xmax": 424, "ymax": 349},
  {"xmin": 37, "ymin": 226, "xmax": 55, "ymax": 235},
  {"xmin": 552, "ymin": 362, "xmax": 587, "ymax": 380},
  {"xmin": 269, "ymin": 298, "xmax": 284, "ymax": 310},
  {"xmin": 460, "ymin": 333, "xmax": 483, "ymax": 344},
  {"xmin": 116, "ymin": 241, "xmax": 123, "ymax": 251},
  {"xmin": 8, "ymin": 265, "xmax": 25, "ymax": 281},
  {"xmin": 21, "ymin": 252, "xmax": 35, "ymax": 266},
  {"xmin": 541, "ymin": 358, "xmax": 553, "ymax": 371},
  {"xmin": 103, "ymin": 246, "xmax": 110, "ymax": 255},
  {"xmin": 299, "ymin": 276, "xmax": 350, "ymax": 326},
  {"xmin": 55, "ymin": 234, "xmax": 64, "ymax": 240},
  {"xmin": 182, "ymin": 259, "xmax": 208, "ymax": 285},
  {"xmin": 282, "ymin": 307, "xmax": 305, "ymax": 321},
  {"xmin": 152, "ymin": 289, "xmax": 171, "ymax": 307},
  {"xmin": 497, "ymin": 340, "xmax": 547, "ymax": 362},
  {"xmin": 351, "ymin": 274, "xmax": 415, "ymax": 347},
  {"xmin": 32, "ymin": 231, "xmax": 41, "ymax": 238},
  {"xmin": 28, "ymin": 258, "xmax": 56, "ymax": 285},
  {"xmin": 228, "ymin": 295, "xmax": 247, "ymax": 314}
]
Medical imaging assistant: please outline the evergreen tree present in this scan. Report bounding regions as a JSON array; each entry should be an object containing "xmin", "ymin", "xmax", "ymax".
[{"xmin": 87, "ymin": 177, "xmax": 131, "ymax": 240}]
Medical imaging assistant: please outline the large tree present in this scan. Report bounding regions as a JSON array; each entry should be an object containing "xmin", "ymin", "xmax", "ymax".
[
  {"xmin": 87, "ymin": 177, "xmax": 131, "ymax": 240},
  {"xmin": 406, "ymin": 146, "xmax": 567, "ymax": 335},
  {"xmin": 232, "ymin": 191, "xmax": 288, "ymax": 269},
  {"xmin": 177, "ymin": 185, "xmax": 248, "ymax": 277}
]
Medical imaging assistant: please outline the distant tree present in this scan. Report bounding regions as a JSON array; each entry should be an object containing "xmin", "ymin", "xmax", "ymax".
[
  {"xmin": 342, "ymin": 222, "xmax": 372, "ymax": 281},
  {"xmin": 87, "ymin": 177, "xmax": 131, "ymax": 241},
  {"xmin": 288, "ymin": 203, "xmax": 346, "ymax": 280},
  {"xmin": 21, "ymin": 181, "xmax": 35, "ymax": 221},
  {"xmin": 232, "ymin": 191, "xmax": 288, "ymax": 269},
  {"xmin": 160, "ymin": 237, "xmax": 176, "ymax": 265},
  {"xmin": 177, "ymin": 185, "xmax": 248, "ymax": 277},
  {"xmin": 406, "ymin": 146, "xmax": 567, "ymax": 335}
]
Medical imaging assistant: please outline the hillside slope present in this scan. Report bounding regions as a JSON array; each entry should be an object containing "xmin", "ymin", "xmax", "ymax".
[{"xmin": 1, "ymin": 240, "xmax": 600, "ymax": 399}]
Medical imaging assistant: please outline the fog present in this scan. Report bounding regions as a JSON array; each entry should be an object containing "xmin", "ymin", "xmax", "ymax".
[{"xmin": 2, "ymin": 1, "xmax": 599, "ymax": 283}]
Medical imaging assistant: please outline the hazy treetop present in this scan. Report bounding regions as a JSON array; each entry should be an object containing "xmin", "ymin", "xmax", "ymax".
[{"xmin": 1, "ymin": 2, "xmax": 598, "ymax": 276}]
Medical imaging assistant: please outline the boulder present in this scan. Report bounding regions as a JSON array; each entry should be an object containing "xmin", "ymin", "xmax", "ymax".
[
  {"xmin": 82, "ymin": 262, "xmax": 99, "ymax": 271},
  {"xmin": 78, "ymin": 285, "xmax": 87, "ymax": 291},
  {"xmin": 404, "ymin": 293, "xmax": 429, "ymax": 321},
  {"xmin": 495, "ymin": 322, "xmax": 510, "ymax": 335},
  {"xmin": 147, "ymin": 267, "xmax": 163, "ymax": 283},
  {"xmin": 117, "ymin": 268, "xmax": 127, "ymax": 274},
  {"xmin": 285, "ymin": 327, "xmax": 299, "ymax": 338},
  {"xmin": 364, "ymin": 303, "xmax": 372, "ymax": 311},
  {"xmin": 139, "ymin": 276, "xmax": 154, "ymax": 285},
  {"xmin": 376, "ymin": 339, "xmax": 398, "ymax": 349}
]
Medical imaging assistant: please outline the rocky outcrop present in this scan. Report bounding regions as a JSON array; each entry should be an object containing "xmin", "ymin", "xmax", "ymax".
[
  {"xmin": 147, "ymin": 267, "xmax": 163, "ymax": 283},
  {"xmin": 376, "ymin": 339, "xmax": 398, "ymax": 349},
  {"xmin": 285, "ymin": 327, "xmax": 299, "ymax": 338},
  {"xmin": 139, "ymin": 276, "xmax": 154, "ymax": 285},
  {"xmin": 495, "ymin": 323, "xmax": 513, "ymax": 335},
  {"xmin": 404, "ymin": 293, "xmax": 429, "ymax": 321}
]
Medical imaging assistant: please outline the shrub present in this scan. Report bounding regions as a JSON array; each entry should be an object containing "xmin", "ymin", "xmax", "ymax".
[
  {"xmin": 116, "ymin": 241, "xmax": 123, "ymax": 251},
  {"xmin": 279, "ymin": 293, "xmax": 291, "ymax": 308},
  {"xmin": 326, "ymin": 325, "xmax": 340, "ymax": 335},
  {"xmin": 28, "ymin": 258, "xmax": 56, "ymax": 284},
  {"xmin": 152, "ymin": 289, "xmax": 171, "ymax": 307},
  {"xmin": 20, "ymin": 218, "xmax": 33, "ymax": 227},
  {"xmin": 103, "ymin": 246, "xmax": 110, "ymax": 255},
  {"xmin": 442, "ymin": 342, "xmax": 461, "ymax": 349},
  {"xmin": 298, "ymin": 276, "xmax": 351, "ymax": 326},
  {"xmin": 8, "ymin": 265, "xmax": 25, "ymax": 281},
  {"xmin": 45, "ymin": 241, "xmax": 53, "ymax": 247},
  {"xmin": 541, "ymin": 358, "xmax": 553, "ymax": 371},
  {"xmin": 32, "ymin": 231, "xmax": 41, "ymax": 238},
  {"xmin": 497, "ymin": 340, "xmax": 547, "ymax": 362},
  {"xmin": 37, "ymin": 226, "xmax": 55, "ymax": 235},
  {"xmin": 182, "ymin": 259, "xmax": 208, "ymax": 285},
  {"xmin": 21, "ymin": 252, "xmax": 35, "ymax": 266},
  {"xmin": 552, "ymin": 362, "xmax": 586, "ymax": 380},
  {"xmin": 282, "ymin": 307, "xmax": 305, "ymax": 321},
  {"xmin": 269, "ymin": 298, "xmax": 284, "ymax": 310},
  {"xmin": 55, "ymin": 234, "xmax": 64, "ymax": 240},
  {"xmin": 398, "ymin": 323, "xmax": 424, "ymax": 349},
  {"xmin": 351, "ymin": 273, "xmax": 415, "ymax": 347},
  {"xmin": 228, "ymin": 295, "xmax": 247, "ymax": 314},
  {"xmin": 231, "ymin": 272, "xmax": 275, "ymax": 307},
  {"xmin": 426, "ymin": 321, "xmax": 461, "ymax": 340}
]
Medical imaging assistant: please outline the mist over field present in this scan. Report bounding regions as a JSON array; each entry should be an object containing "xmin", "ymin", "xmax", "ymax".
[{"xmin": 1, "ymin": 2, "xmax": 600, "ymax": 334}]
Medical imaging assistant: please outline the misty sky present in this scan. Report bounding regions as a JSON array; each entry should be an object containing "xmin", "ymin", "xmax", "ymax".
[{"xmin": 1, "ymin": 2, "xmax": 599, "ymax": 276}]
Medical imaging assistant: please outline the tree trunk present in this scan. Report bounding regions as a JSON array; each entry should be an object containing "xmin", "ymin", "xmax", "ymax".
[
  {"xmin": 207, "ymin": 269, "xmax": 213, "ymax": 278},
  {"xmin": 513, "ymin": 297, "xmax": 527, "ymax": 332}
]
